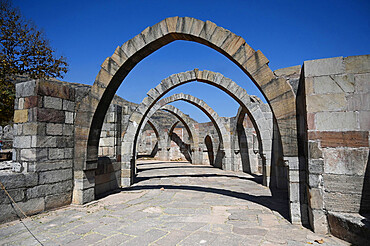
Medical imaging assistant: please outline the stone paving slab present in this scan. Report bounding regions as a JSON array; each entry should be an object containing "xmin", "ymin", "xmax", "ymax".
[{"xmin": 0, "ymin": 160, "xmax": 349, "ymax": 245}]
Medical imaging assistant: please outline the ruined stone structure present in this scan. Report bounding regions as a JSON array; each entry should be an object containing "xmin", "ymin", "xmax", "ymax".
[{"xmin": 0, "ymin": 17, "xmax": 369, "ymax": 244}]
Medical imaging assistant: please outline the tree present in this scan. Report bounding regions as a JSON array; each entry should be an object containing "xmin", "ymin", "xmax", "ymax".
[{"xmin": 0, "ymin": 0, "xmax": 68, "ymax": 125}]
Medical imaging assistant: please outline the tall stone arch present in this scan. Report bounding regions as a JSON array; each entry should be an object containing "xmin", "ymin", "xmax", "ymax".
[
  {"xmin": 139, "ymin": 105, "xmax": 199, "ymax": 163},
  {"xmin": 123, "ymin": 93, "xmax": 231, "ymax": 177},
  {"xmin": 73, "ymin": 16, "xmax": 298, "ymax": 221}
]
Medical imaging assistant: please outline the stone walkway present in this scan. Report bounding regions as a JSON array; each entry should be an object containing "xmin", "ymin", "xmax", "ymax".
[{"xmin": 0, "ymin": 160, "xmax": 348, "ymax": 246}]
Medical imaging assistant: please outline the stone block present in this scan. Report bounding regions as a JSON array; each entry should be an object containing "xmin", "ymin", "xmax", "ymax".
[
  {"xmin": 39, "ymin": 168, "xmax": 72, "ymax": 184},
  {"xmin": 324, "ymin": 191, "xmax": 362, "ymax": 213},
  {"xmin": 312, "ymin": 74, "xmax": 355, "ymax": 94},
  {"xmin": 27, "ymin": 180, "xmax": 73, "ymax": 199},
  {"xmin": 308, "ymin": 141, "xmax": 322, "ymax": 159},
  {"xmin": 65, "ymin": 112, "xmax": 74, "ymax": 124},
  {"xmin": 13, "ymin": 109, "xmax": 28, "ymax": 123},
  {"xmin": 65, "ymin": 148, "xmax": 73, "ymax": 158},
  {"xmin": 359, "ymin": 110, "xmax": 370, "ymax": 130},
  {"xmin": 307, "ymin": 93, "xmax": 346, "ymax": 113},
  {"xmin": 20, "ymin": 149, "xmax": 36, "ymax": 161},
  {"xmin": 308, "ymin": 159, "xmax": 324, "ymax": 174},
  {"xmin": 347, "ymin": 93, "xmax": 370, "ymax": 111},
  {"xmin": 17, "ymin": 197, "xmax": 45, "ymax": 216},
  {"xmin": 62, "ymin": 99, "xmax": 75, "ymax": 111},
  {"xmin": 308, "ymin": 131, "xmax": 369, "ymax": 148},
  {"xmin": 44, "ymin": 96, "xmax": 62, "ymax": 110},
  {"xmin": 22, "ymin": 123, "xmax": 38, "ymax": 135},
  {"xmin": 16, "ymin": 80, "xmax": 36, "ymax": 97},
  {"xmin": 38, "ymin": 80, "xmax": 74, "ymax": 100},
  {"xmin": 323, "ymin": 148, "xmax": 368, "ymax": 175},
  {"xmin": 45, "ymin": 192, "xmax": 72, "ymax": 210},
  {"xmin": 49, "ymin": 148, "xmax": 65, "ymax": 160},
  {"xmin": 323, "ymin": 174, "xmax": 364, "ymax": 194},
  {"xmin": 344, "ymin": 54, "xmax": 370, "ymax": 74},
  {"xmin": 309, "ymin": 188, "xmax": 323, "ymax": 209},
  {"xmin": 354, "ymin": 73, "xmax": 370, "ymax": 93},
  {"xmin": 274, "ymin": 65, "xmax": 301, "ymax": 77},
  {"xmin": 24, "ymin": 96, "xmax": 40, "ymax": 109},
  {"xmin": 63, "ymin": 125, "xmax": 74, "ymax": 136},
  {"xmin": 13, "ymin": 136, "xmax": 31, "ymax": 148},
  {"xmin": 46, "ymin": 123, "xmax": 63, "ymax": 135},
  {"xmin": 0, "ymin": 172, "xmax": 37, "ymax": 189},
  {"xmin": 0, "ymin": 188, "xmax": 25, "ymax": 204},
  {"xmin": 308, "ymin": 174, "xmax": 322, "ymax": 188},
  {"xmin": 72, "ymin": 187, "xmax": 94, "ymax": 204},
  {"xmin": 304, "ymin": 57, "xmax": 344, "ymax": 77},
  {"xmin": 310, "ymin": 209, "xmax": 328, "ymax": 234},
  {"xmin": 35, "ymin": 160, "xmax": 73, "ymax": 171},
  {"xmin": 36, "ymin": 136, "xmax": 57, "ymax": 148},
  {"xmin": 315, "ymin": 112, "xmax": 358, "ymax": 131},
  {"xmin": 37, "ymin": 108, "xmax": 65, "ymax": 123}
]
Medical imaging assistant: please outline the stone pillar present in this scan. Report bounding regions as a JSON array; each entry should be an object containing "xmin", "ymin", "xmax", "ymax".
[{"xmin": 13, "ymin": 79, "xmax": 75, "ymax": 207}]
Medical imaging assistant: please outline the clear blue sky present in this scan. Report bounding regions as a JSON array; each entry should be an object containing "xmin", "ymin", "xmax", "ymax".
[{"xmin": 13, "ymin": 0, "xmax": 370, "ymax": 122}]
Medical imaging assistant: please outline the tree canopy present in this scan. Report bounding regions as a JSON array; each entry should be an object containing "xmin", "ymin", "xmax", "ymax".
[{"xmin": 0, "ymin": 0, "xmax": 68, "ymax": 125}]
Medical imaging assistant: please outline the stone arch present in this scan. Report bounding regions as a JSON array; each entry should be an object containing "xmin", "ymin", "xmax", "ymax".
[
  {"xmin": 120, "ymin": 70, "xmax": 276, "ymax": 186},
  {"xmin": 123, "ymin": 93, "xmax": 231, "ymax": 176},
  {"xmin": 136, "ymin": 120, "xmax": 160, "ymax": 158},
  {"xmin": 139, "ymin": 104, "xmax": 199, "ymax": 162},
  {"xmin": 74, "ymin": 17, "xmax": 296, "ymax": 173},
  {"xmin": 231, "ymin": 101, "xmax": 273, "ymax": 185},
  {"xmin": 72, "ymin": 16, "xmax": 297, "ymax": 218}
]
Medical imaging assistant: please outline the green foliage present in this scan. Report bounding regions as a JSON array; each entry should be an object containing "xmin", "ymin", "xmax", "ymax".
[{"xmin": 0, "ymin": 0, "xmax": 68, "ymax": 125}]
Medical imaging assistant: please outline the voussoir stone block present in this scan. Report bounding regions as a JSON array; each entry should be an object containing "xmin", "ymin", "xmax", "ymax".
[{"xmin": 199, "ymin": 20, "xmax": 217, "ymax": 40}]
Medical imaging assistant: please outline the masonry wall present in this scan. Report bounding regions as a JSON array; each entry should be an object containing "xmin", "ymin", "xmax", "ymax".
[
  {"xmin": 0, "ymin": 79, "xmax": 76, "ymax": 222},
  {"xmin": 302, "ymin": 55, "xmax": 370, "ymax": 232}
]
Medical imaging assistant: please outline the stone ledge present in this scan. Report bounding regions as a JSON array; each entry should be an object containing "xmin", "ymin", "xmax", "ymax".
[{"xmin": 327, "ymin": 211, "xmax": 370, "ymax": 245}]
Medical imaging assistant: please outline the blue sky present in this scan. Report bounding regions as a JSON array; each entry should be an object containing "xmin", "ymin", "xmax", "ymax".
[{"xmin": 13, "ymin": 0, "xmax": 370, "ymax": 122}]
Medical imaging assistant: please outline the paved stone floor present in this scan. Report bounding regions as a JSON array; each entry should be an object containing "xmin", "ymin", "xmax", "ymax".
[{"xmin": 0, "ymin": 160, "xmax": 349, "ymax": 246}]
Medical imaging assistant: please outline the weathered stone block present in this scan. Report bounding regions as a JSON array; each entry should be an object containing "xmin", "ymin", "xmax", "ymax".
[
  {"xmin": 354, "ymin": 73, "xmax": 370, "ymax": 93},
  {"xmin": 38, "ymin": 80, "xmax": 74, "ymax": 100},
  {"xmin": 310, "ymin": 209, "xmax": 328, "ymax": 234},
  {"xmin": 323, "ymin": 174, "xmax": 364, "ymax": 194},
  {"xmin": 324, "ymin": 191, "xmax": 362, "ymax": 213},
  {"xmin": 304, "ymin": 57, "xmax": 344, "ymax": 77},
  {"xmin": 323, "ymin": 148, "xmax": 368, "ymax": 175},
  {"xmin": 307, "ymin": 93, "xmax": 346, "ymax": 112},
  {"xmin": 308, "ymin": 141, "xmax": 322, "ymax": 159},
  {"xmin": 39, "ymin": 168, "xmax": 72, "ymax": 184},
  {"xmin": 308, "ymin": 131, "xmax": 369, "ymax": 148},
  {"xmin": 44, "ymin": 96, "xmax": 62, "ymax": 110},
  {"xmin": 309, "ymin": 188, "xmax": 323, "ymax": 210},
  {"xmin": 312, "ymin": 74, "xmax": 355, "ymax": 94},
  {"xmin": 13, "ymin": 136, "xmax": 31, "ymax": 148},
  {"xmin": 65, "ymin": 112, "xmax": 74, "ymax": 124},
  {"xmin": 27, "ymin": 180, "xmax": 73, "ymax": 199},
  {"xmin": 46, "ymin": 123, "xmax": 63, "ymax": 136},
  {"xmin": 21, "ymin": 149, "xmax": 36, "ymax": 161},
  {"xmin": 344, "ymin": 54, "xmax": 370, "ymax": 74},
  {"xmin": 62, "ymin": 99, "xmax": 75, "ymax": 111},
  {"xmin": 45, "ymin": 192, "xmax": 72, "ymax": 210},
  {"xmin": 35, "ymin": 160, "xmax": 73, "ymax": 171},
  {"xmin": 13, "ymin": 109, "xmax": 28, "ymax": 123},
  {"xmin": 37, "ymin": 108, "xmax": 65, "ymax": 123},
  {"xmin": 308, "ymin": 159, "xmax": 324, "ymax": 174},
  {"xmin": 16, "ymin": 80, "xmax": 36, "ymax": 97},
  {"xmin": 315, "ymin": 112, "xmax": 358, "ymax": 131},
  {"xmin": 49, "ymin": 148, "xmax": 65, "ymax": 160},
  {"xmin": 347, "ymin": 93, "xmax": 370, "ymax": 111}
]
